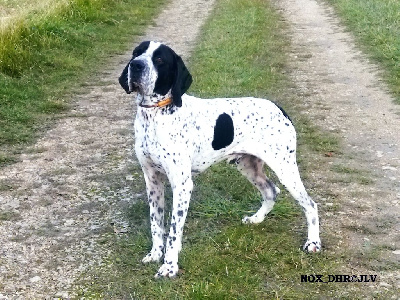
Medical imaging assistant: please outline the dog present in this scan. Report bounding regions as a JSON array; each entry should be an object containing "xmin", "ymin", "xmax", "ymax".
[{"xmin": 119, "ymin": 41, "xmax": 321, "ymax": 278}]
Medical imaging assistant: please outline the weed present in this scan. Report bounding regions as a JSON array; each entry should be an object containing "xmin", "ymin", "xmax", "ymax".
[
  {"xmin": 0, "ymin": 179, "xmax": 15, "ymax": 192},
  {"xmin": 0, "ymin": 210, "xmax": 20, "ymax": 222},
  {"xmin": 331, "ymin": 164, "xmax": 373, "ymax": 185}
]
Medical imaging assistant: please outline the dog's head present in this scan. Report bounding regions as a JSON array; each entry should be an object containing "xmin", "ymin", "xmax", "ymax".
[{"xmin": 119, "ymin": 41, "xmax": 192, "ymax": 107}]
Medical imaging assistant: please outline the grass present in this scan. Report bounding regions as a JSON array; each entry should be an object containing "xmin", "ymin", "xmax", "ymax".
[
  {"xmin": 325, "ymin": 0, "xmax": 400, "ymax": 102},
  {"xmin": 188, "ymin": 0, "xmax": 289, "ymax": 100},
  {"xmin": 0, "ymin": 0, "xmax": 68, "ymax": 25},
  {"xmin": 330, "ymin": 164, "xmax": 373, "ymax": 185},
  {"xmin": 74, "ymin": 0, "xmax": 391, "ymax": 298},
  {"xmin": 0, "ymin": 0, "xmax": 166, "ymax": 166}
]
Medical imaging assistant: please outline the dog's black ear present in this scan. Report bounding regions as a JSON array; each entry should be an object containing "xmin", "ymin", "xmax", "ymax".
[
  {"xmin": 171, "ymin": 55, "xmax": 192, "ymax": 107},
  {"xmin": 119, "ymin": 63, "xmax": 131, "ymax": 94}
]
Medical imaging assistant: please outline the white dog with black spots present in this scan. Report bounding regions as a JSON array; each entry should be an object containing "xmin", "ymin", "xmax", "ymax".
[{"xmin": 119, "ymin": 41, "xmax": 321, "ymax": 278}]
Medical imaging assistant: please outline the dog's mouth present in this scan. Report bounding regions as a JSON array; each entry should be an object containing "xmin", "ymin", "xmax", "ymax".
[{"xmin": 128, "ymin": 81, "xmax": 140, "ymax": 94}]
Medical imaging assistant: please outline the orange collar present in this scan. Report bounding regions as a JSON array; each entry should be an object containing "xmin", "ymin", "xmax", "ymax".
[{"xmin": 139, "ymin": 97, "xmax": 172, "ymax": 108}]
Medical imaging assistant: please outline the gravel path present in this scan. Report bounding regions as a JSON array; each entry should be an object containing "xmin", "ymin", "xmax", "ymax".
[{"xmin": 0, "ymin": 0, "xmax": 215, "ymax": 298}]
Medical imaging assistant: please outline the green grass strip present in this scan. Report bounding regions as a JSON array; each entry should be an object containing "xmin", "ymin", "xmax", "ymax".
[
  {"xmin": 189, "ymin": 0, "xmax": 287, "ymax": 99},
  {"xmin": 0, "ymin": 0, "xmax": 165, "ymax": 166},
  {"xmin": 326, "ymin": 0, "xmax": 400, "ymax": 102}
]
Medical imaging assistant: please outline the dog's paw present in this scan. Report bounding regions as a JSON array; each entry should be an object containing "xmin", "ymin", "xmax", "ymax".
[
  {"xmin": 155, "ymin": 262, "xmax": 179, "ymax": 279},
  {"xmin": 303, "ymin": 240, "xmax": 321, "ymax": 253},
  {"xmin": 142, "ymin": 249, "xmax": 163, "ymax": 264},
  {"xmin": 242, "ymin": 214, "xmax": 264, "ymax": 224}
]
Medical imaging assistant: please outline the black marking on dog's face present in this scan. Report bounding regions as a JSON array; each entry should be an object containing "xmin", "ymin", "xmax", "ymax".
[
  {"xmin": 152, "ymin": 44, "xmax": 192, "ymax": 107},
  {"xmin": 152, "ymin": 44, "xmax": 176, "ymax": 96},
  {"xmin": 118, "ymin": 64, "xmax": 131, "ymax": 94},
  {"xmin": 119, "ymin": 41, "xmax": 151, "ymax": 94},
  {"xmin": 212, "ymin": 113, "xmax": 234, "ymax": 150},
  {"xmin": 170, "ymin": 54, "xmax": 192, "ymax": 107}
]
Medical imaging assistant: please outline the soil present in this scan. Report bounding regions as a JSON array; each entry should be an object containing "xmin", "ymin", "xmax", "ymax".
[{"xmin": 0, "ymin": 0, "xmax": 398, "ymax": 298}]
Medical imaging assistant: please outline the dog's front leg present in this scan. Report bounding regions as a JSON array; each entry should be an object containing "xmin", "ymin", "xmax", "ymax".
[
  {"xmin": 141, "ymin": 167, "xmax": 166, "ymax": 264},
  {"xmin": 155, "ymin": 168, "xmax": 193, "ymax": 278}
]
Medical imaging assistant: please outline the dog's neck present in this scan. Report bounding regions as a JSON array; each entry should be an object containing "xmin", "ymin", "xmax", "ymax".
[
  {"xmin": 136, "ymin": 92, "xmax": 172, "ymax": 108},
  {"xmin": 135, "ymin": 91, "xmax": 178, "ymax": 116}
]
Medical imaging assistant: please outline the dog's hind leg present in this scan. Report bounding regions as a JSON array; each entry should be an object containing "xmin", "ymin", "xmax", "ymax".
[
  {"xmin": 264, "ymin": 151, "xmax": 321, "ymax": 253},
  {"xmin": 235, "ymin": 155, "xmax": 280, "ymax": 224}
]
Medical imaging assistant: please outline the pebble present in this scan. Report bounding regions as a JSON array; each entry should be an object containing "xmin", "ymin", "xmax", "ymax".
[
  {"xmin": 64, "ymin": 219, "xmax": 75, "ymax": 226},
  {"xmin": 29, "ymin": 276, "xmax": 42, "ymax": 283},
  {"xmin": 379, "ymin": 282, "xmax": 392, "ymax": 288},
  {"xmin": 54, "ymin": 291, "xmax": 69, "ymax": 299},
  {"xmin": 125, "ymin": 175, "xmax": 135, "ymax": 181},
  {"xmin": 382, "ymin": 165, "xmax": 397, "ymax": 171}
]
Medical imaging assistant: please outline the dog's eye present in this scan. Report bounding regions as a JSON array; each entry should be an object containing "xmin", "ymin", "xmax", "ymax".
[{"xmin": 155, "ymin": 57, "xmax": 163, "ymax": 65}]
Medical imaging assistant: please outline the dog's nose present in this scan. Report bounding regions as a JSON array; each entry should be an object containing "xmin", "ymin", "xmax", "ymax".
[{"xmin": 130, "ymin": 60, "xmax": 145, "ymax": 72}]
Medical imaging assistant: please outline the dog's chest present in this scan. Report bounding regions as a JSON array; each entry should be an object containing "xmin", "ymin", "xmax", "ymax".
[
  {"xmin": 134, "ymin": 109, "xmax": 189, "ymax": 163},
  {"xmin": 134, "ymin": 112, "xmax": 161, "ymax": 155}
]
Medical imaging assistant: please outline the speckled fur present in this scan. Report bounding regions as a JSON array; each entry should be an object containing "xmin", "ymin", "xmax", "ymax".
[{"xmin": 119, "ymin": 41, "xmax": 321, "ymax": 278}]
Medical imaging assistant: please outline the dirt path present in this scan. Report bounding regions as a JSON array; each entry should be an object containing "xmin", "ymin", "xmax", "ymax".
[
  {"xmin": 0, "ymin": 0, "xmax": 215, "ymax": 298},
  {"xmin": 276, "ymin": 0, "xmax": 400, "ymax": 291}
]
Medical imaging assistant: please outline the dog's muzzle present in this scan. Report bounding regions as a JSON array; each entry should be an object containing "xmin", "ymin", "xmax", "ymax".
[{"xmin": 127, "ymin": 60, "xmax": 146, "ymax": 93}]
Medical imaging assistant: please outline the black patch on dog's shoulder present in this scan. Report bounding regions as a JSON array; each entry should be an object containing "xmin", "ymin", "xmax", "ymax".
[{"xmin": 212, "ymin": 113, "xmax": 234, "ymax": 150}]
